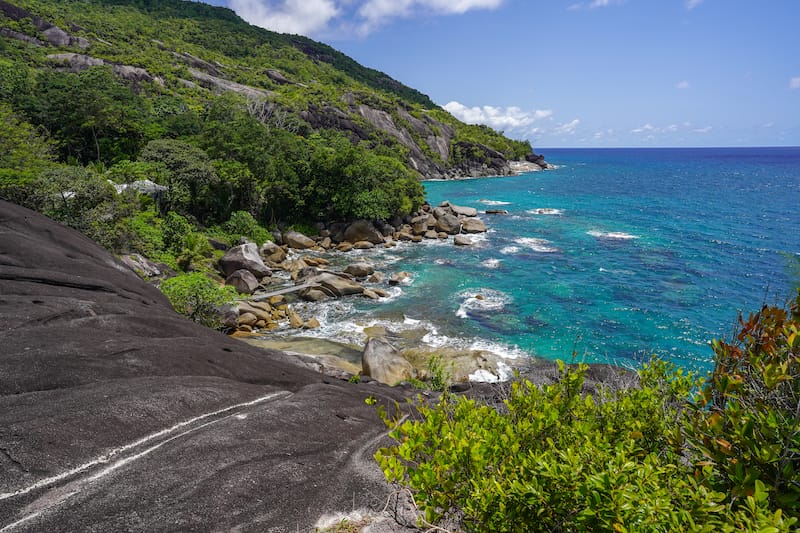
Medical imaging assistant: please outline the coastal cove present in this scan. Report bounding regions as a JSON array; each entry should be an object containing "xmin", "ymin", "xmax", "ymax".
[{"xmin": 261, "ymin": 147, "xmax": 800, "ymax": 374}]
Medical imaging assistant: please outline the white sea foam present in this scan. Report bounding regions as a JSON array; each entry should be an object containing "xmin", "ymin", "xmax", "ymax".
[
  {"xmin": 468, "ymin": 340, "xmax": 526, "ymax": 360},
  {"xmin": 516, "ymin": 237, "xmax": 560, "ymax": 253},
  {"xmin": 528, "ymin": 208, "xmax": 564, "ymax": 215},
  {"xmin": 599, "ymin": 267, "xmax": 636, "ymax": 276},
  {"xmin": 500, "ymin": 246, "xmax": 520, "ymax": 254},
  {"xmin": 588, "ymin": 230, "xmax": 640, "ymax": 240},
  {"xmin": 479, "ymin": 199, "xmax": 512, "ymax": 206},
  {"xmin": 469, "ymin": 361, "xmax": 515, "ymax": 383},
  {"xmin": 481, "ymin": 258, "xmax": 502, "ymax": 269},
  {"xmin": 456, "ymin": 289, "xmax": 511, "ymax": 319}
]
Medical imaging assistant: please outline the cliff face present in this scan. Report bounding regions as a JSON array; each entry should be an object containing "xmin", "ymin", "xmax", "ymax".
[{"xmin": 0, "ymin": 0, "xmax": 547, "ymax": 179}]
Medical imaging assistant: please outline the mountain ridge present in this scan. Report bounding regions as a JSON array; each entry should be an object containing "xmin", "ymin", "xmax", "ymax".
[{"xmin": 0, "ymin": 0, "xmax": 546, "ymax": 182}]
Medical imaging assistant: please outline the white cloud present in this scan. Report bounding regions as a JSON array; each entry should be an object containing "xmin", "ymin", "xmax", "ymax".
[
  {"xmin": 229, "ymin": 0, "xmax": 339, "ymax": 35},
  {"xmin": 790, "ymin": 77, "xmax": 800, "ymax": 90},
  {"xmin": 686, "ymin": 0, "xmax": 704, "ymax": 10},
  {"xmin": 554, "ymin": 119, "xmax": 580, "ymax": 136},
  {"xmin": 676, "ymin": 80, "xmax": 690, "ymax": 89},
  {"xmin": 443, "ymin": 101, "xmax": 552, "ymax": 132},
  {"xmin": 229, "ymin": 0, "xmax": 503, "ymax": 36},
  {"xmin": 568, "ymin": 0, "xmax": 624, "ymax": 10},
  {"xmin": 357, "ymin": 0, "xmax": 503, "ymax": 33},
  {"xmin": 693, "ymin": 126, "xmax": 713, "ymax": 134},
  {"xmin": 631, "ymin": 123, "xmax": 656, "ymax": 134}
]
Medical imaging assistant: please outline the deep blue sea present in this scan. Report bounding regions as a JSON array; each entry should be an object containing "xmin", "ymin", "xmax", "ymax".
[{"xmin": 284, "ymin": 147, "xmax": 800, "ymax": 374}]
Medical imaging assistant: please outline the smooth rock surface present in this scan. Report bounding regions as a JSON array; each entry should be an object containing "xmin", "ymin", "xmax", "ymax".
[
  {"xmin": 362, "ymin": 338, "xmax": 415, "ymax": 385},
  {"xmin": 218, "ymin": 243, "xmax": 270, "ymax": 278},
  {"xmin": 283, "ymin": 230, "xmax": 316, "ymax": 250},
  {"xmin": 0, "ymin": 201, "xmax": 408, "ymax": 532},
  {"xmin": 225, "ymin": 268, "xmax": 259, "ymax": 294},
  {"xmin": 461, "ymin": 217, "xmax": 487, "ymax": 234}
]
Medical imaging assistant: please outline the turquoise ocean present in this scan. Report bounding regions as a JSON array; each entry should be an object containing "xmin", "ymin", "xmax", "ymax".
[{"xmin": 277, "ymin": 147, "xmax": 800, "ymax": 374}]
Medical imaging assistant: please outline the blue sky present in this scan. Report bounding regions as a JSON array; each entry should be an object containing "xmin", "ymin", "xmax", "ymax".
[{"xmin": 202, "ymin": 0, "xmax": 799, "ymax": 148}]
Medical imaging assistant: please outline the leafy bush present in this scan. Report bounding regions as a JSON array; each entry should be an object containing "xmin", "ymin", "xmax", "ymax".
[
  {"xmin": 220, "ymin": 210, "xmax": 271, "ymax": 246},
  {"xmin": 686, "ymin": 292, "xmax": 800, "ymax": 515},
  {"xmin": 376, "ymin": 294, "xmax": 800, "ymax": 533},
  {"xmin": 159, "ymin": 272, "xmax": 236, "ymax": 329}
]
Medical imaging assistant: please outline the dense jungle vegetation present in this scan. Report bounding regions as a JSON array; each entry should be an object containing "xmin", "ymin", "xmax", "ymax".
[{"xmin": 0, "ymin": 0, "xmax": 531, "ymax": 268}]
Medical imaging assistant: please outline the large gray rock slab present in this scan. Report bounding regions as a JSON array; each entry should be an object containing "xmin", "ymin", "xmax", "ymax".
[
  {"xmin": 0, "ymin": 201, "xmax": 408, "ymax": 532},
  {"xmin": 218, "ymin": 243, "xmax": 270, "ymax": 278},
  {"xmin": 435, "ymin": 213, "xmax": 461, "ymax": 235},
  {"xmin": 343, "ymin": 220, "xmax": 384, "ymax": 244},
  {"xmin": 283, "ymin": 230, "xmax": 316, "ymax": 250},
  {"xmin": 302, "ymin": 271, "xmax": 365, "ymax": 298},
  {"xmin": 362, "ymin": 338, "xmax": 415, "ymax": 385},
  {"xmin": 461, "ymin": 217, "xmax": 487, "ymax": 234}
]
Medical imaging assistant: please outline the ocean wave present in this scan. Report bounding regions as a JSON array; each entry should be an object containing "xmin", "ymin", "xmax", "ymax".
[
  {"xmin": 516, "ymin": 237, "xmax": 560, "ymax": 253},
  {"xmin": 528, "ymin": 208, "xmax": 564, "ymax": 215},
  {"xmin": 468, "ymin": 340, "xmax": 527, "ymax": 360},
  {"xmin": 500, "ymin": 246, "xmax": 521, "ymax": 254},
  {"xmin": 456, "ymin": 289, "xmax": 511, "ymax": 319},
  {"xmin": 587, "ymin": 230, "xmax": 640, "ymax": 240},
  {"xmin": 599, "ymin": 267, "xmax": 636, "ymax": 276},
  {"xmin": 479, "ymin": 199, "xmax": 512, "ymax": 206},
  {"xmin": 481, "ymin": 258, "xmax": 502, "ymax": 269}
]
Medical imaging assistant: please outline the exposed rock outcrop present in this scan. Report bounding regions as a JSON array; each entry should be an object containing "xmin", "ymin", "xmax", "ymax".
[
  {"xmin": 218, "ymin": 243, "xmax": 271, "ymax": 278},
  {"xmin": 0, "ymin": 0, "xmax": 89, "ymax": 49},
  {"xmin": 362, "ymin": 337, "xmax": 415, "ymax": 385},
  {"xmin": 0, "ymin": 200, "xmax": 410, "ymax": 531},
  {"xmin": 226, "ymin": 269, "xmax": 260, "ymax": 294}
]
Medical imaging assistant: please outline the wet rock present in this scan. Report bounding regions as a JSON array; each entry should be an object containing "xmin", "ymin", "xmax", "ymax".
[
  {"xmin": 337, "ymin": 242, "xmax": 354, "ymax": 252},
  {"xmin": 304, "ymin": 318, "xmax": 321, "ymax": 329},
  {"xmin": 451, "ymin": 204, "xmax": 478, "ymax": 217},
  {"xmin": 238, "ymin": 312, "xmax": 258, "ymax": 327},
  {"xmin": 260, "ymin": 242, "xmax": 287, "ymax": 263},
  {"xmin": 284, "ymin": 230, "xmax": 316, "ymax": 250},
  {"xmin": 300, "ymin": 288, "xmax": 330, "ymax": 302},
  {"xmin": 226, "ymin": 269, "xmax": 259, "ymax": 294},
  {"xmin": 389, "ymin": 272, "xmax": 412, "ymax": 285},
  {"xmin": 354, "ymin": 241, "xmax": 375, "ymax": 250},
  {"xmin": 461, "ymin": 218, "xmax": 487, "ymax": 234},
  {"xmin": 435, "ymin": 213, "xmax": 461, "ymax": 235},
  {"xmin": 303, "ymin": 272, "xmax": 365, "ymax": 297},
  {"xmin": 288, "ymin": 308, "xmax": 304, "ymax": 329},
  {"xmin": 238, "ymin": 302, "xmax": 272, "ymax": 323},
  {"xmin": 454, "ymin": 235, "xmax": 473, "ymax": 246},
  {"xmin": 362, "ymin": 338, "xmax": 414, "ymax": 386},
  {"xmin": 344, "ymin": 262, "xmax": 375, "ymax": 278}
]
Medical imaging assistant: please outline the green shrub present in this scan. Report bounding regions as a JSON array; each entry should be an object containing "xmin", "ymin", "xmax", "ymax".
[
  {"xmin": 221, "ymin": 210, "xmax": 271, "ymax": 245},
  {"xmin": 686, "ymin": 291, "xmax": 800, "ymax": 515},
  {"xmin": 376, "ymin": 343, "xmax": 799, "ymax": 532},
  {"xmin": 159, "ymin": 272, "xmax": 236, "ymax": 329}
]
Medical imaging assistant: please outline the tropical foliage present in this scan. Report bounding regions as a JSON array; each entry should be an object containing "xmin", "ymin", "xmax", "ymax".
[
  {"xmin": 1, "ymin": 0, "xmax": 530, "ymax": 257},
  {"xmin": 376, "ymin": 293, "xmax": 800, "ymax": 531}
]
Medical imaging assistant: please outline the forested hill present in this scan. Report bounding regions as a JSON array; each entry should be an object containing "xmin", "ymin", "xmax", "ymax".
[{"xmin": 0, "ymin": 0, "xmax": 547, "ymax": 231}]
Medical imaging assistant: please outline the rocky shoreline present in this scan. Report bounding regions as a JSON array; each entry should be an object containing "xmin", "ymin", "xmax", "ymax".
[{"xmin": 182, "ymin": 200, "xmax": 518, "ymax": 386}]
